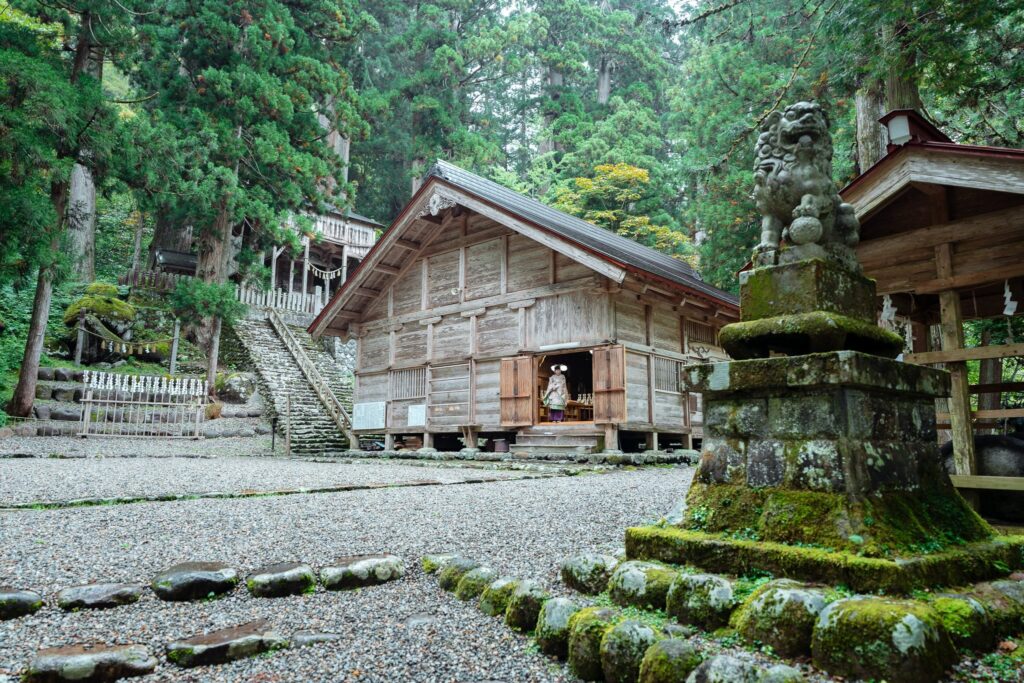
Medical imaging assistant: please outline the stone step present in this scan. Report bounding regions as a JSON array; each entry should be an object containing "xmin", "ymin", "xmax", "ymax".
[
  {"xmin": 514, "ymin": 434, "xmax": 603, "ymax": 447},
  {"xmin": 510, "ymin": 444, "xmax": 596, "ymax": 457}
]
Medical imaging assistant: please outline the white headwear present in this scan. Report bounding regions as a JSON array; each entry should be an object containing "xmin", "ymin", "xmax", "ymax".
[{"xmin": 551, "ymin": 364, "xmax": 567, "ymax": 372}]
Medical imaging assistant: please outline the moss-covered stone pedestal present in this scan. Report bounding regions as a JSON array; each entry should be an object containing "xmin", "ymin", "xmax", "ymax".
[{"xmin": 624, "ymin": 349, "xmax": 1024, "ymax": 592}]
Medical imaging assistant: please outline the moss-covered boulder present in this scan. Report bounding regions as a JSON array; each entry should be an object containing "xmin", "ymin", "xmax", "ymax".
[
  {"xmin": 609, "ymin": 561, "xmax": 679, "ymax": 609},
  {"xmin": 758, "ymin": 664, "xmax": 805, "ymax": 682},
  {"xmin": 637, "ymin": 638, "xmax": 703, "ymax": 683},
  {"xmin": 437, "ymin": 557, "xmax": 480, "ymax": 592},
  {"xmin": 666, "ymin": 573, "xmax": 735, "ymax": 629},
  {"xmin": 966, "ymin": 579, "xmax": 1024, "ymax": 637},
  {"xmin": 811, "ymin": 597, "xmax": 956, "ymax": 683},
  {"xmin": 600, "ymin": 619, "xmax": 660, "ymax": 683},
  {"xmin": 0, "ymin": 588, "xmax": 43, "ymax": 621},
  {"xmin": 561, "ymin": 553, "xmax": 619, "ymax": 594},
  {"xmin": 732, "ymin": 579, "xmax": 827, "ymax": 656},
  {"xmin": 478, "ymin": 577, "xmax": 519, "ymax": 616},
  {"xmin": 930, "ymin": 594, "xmax": 995, "ymax": 651},
  {"xmin": 454, "ymin": 567, "xmax": 498, "ymax": 601},
  {"xmin": 685, "ymin": 653, "xmax": 761, "ymax": 683},
  {"xmin": 504, "ymin": 579, "xmax": 549, "ymax": 632},
  {"xmin": 421, "ymin": 553, "xmax": 456, "ymax": 574},
  {"xmin": 536, "ymin": 597, "xmax": 579, "ymax": 658},
  {"xmin": 568, "ymin": 606, "xmax": 620, "ymax": 681}
]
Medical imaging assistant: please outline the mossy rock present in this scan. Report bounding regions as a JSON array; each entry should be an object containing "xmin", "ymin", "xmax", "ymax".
[
  {"xmin": 561, "ymin": 553, "xmax": 619, "ymax": 594},
  {"xmin": 685, "ymin": 653, "xmax": 761, "ymax": 683},
  {"xmin": 732, "ymin": 579, "xmax": 827, "ymax": 657},
  {"xmin": 758, "ymin": 664, "xmax": 806, "ymax": 682},
  {"xmin": 608, "ymin": 561, "xmax": 679, "ymax": 610},
  {"xmin": 568, "ymin": 606, "xmax": 620, "ymax": 681},
  {"xmin": 437, "ymin": 557, "xmax": 480, "ymax": 592},
  {"xmin": 966, "ymin": 579, "xmax": 1024, "ymax": 637},
  {"xmin": 454, "ymin": 567, "xmax": 497, "ymax": 601},
  {"xmin": 719, "ymin": 311, "xmax": 905, "ymax": 360},
  {"xmin": 930, "ymin": 594, "xmax": 995, "ymax": 651},
  {"xmin": 600, "ymin": 619, "xmax": 660, "ymax": 683},
  {"xmin": 535, "ymin": 596, "xmax": 579, "ymax": 658},
  {"xmin": 665, "ymin": 573, "xmax": 735, "ymax": 630},
  {"xmin": 637, "ymin": 638, "xmax": 703, "ymax": 683},
  {"xmin": 421, "ymin": 553, "xmax": 456, "ymax": 574},
  {"xmin": 811, "ymin": 596, "xmax": 956, "ymax": 683},
  {"xmin": 504, "ymin": 579, "xmax": 549, "ymax": 632},
  {"xmin": 64, "ymin": 284, "xmax": 136, "ymax": 326},
  {"xmin": 478, "ymin": 577, "xmax": 519, "ymax": 617}
]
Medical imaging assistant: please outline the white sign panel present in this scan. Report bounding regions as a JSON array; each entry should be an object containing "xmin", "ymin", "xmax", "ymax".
[
  {"xmin": 352, "ymin": 401, "xmax": 386, "ymax": 430},
  {"xmin": 407, "ymin": 404, "xmax": 426, "ymax": 427}
]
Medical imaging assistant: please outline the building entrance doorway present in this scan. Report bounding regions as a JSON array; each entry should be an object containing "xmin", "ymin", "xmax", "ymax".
[{"xmin": 536, "ymin": 350, "xmax": 594, "ymax": 424}]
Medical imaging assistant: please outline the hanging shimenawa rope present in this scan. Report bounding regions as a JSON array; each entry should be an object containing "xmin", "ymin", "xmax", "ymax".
[
  {"xmin": 80, "ymin": 314, "xmax": 176, "ymax": 356},
  {"xmin": 307, "ymin": 262, "xmax": 345, "ymax": 279}
]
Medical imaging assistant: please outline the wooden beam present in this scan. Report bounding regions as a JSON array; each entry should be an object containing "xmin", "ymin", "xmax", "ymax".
[
  {"xmin": 913, "ymin": 263, "xmax": 1024, "ymax": 295},
  {"xmin": 904, "ymin": 342, "xmax": 1024, "ymax": 364},
  {"xmin": 971, "ymin": 381, "xmax": 1024, "ymax": 394},
  {"xmin": 856, "ymin": 205, "xmax": 1024, "ymax": 265},
  {"xmin": 395, "ymin": 238, "xmax": 421, "ymax": 250},
  {"xmin": 950, "ymin": 475, "xmax": 1024, "ymax": 492},
  {"xmin": 937, "ymin": 408, "xmax": 1024, "ymax": 421},
  {"xmin": 373, "ymin": 264, "xmax": 400, "ymax": 275}
]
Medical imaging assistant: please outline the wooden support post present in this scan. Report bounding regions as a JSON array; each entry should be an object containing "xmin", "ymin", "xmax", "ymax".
[
  {"xmin": 288, "ymin": 259, "xmax": 295, "ymax": 295},
  {"xmin": 936, "ymin": 242, "xmax": 978, "ymax": 504},
  {"xmin": 169, "ymin": 319, "xmax": 180, "ymax": 375},
  {"xmin": 422, "ymin": 432, "xmax": 433, "ymax": 450},
  {"xmin": 384, "ymin": 433, "xmax": 394, "ymax": 451},
  {"xmin": 682, "ymin": 432, "xmax": 693, "ymax": 450},
  {"xmin": 301, "ymin": 237, "xmax": 309, "ymax": 298},
  {"xmin": 645, "ymin": 432, "xmax": 658, "ymax": 451},
  {"xmin": 74, "ymin": 313, "xmax": 85, "ymax": 366},
  {"xmin": 603, "ymin": 424, "xmax": 619, "ymax": 453}
]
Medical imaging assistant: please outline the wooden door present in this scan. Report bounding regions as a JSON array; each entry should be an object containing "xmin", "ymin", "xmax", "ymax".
[
  {"xmin": 593, "ymin": 345, "xmax": 625, "ymax": 423},
  {"xmin": 500, "ymin": 356, "xmax": 534, "ymax": 426}
]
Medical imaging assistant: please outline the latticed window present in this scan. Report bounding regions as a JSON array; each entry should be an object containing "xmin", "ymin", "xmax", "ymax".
[
  {"xmin": 390, "ymin": 367, "xmax": 426, "ymax": 400},
  {"xmin": 684, "ymin": 319, "xmax": 717, "ymax": 346},
  {"xmin": 653, "ymin": 356, "xmax": 682, "ymax": 393}
]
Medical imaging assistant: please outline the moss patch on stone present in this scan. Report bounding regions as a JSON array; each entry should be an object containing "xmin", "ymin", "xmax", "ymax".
[
  {"xmin": 682, "ymin": 482, "xmax": 992, "ymax": 558},
  {"xmin": 720, "ymin": 310, "xmax": 905, "ymax": 360},
  {"xmin": 64, "ymin": 283, "xmax": 136, "ymax": 326},
  {"xmin": 568, "ymin": 607, "xmax": 621, "ymax": 681},
  {"xmin": 637, "ymin": 638, "xmax": 703, "ymax": 683},
  {"xmin": 626, "ymin": 525, "xmax": 1024, "ymax": 594}
]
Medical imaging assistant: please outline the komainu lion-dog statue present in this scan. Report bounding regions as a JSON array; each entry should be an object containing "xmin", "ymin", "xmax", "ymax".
[{"xmin": 751, "ymin": 101, "xmax": 861, "ymax": 270}]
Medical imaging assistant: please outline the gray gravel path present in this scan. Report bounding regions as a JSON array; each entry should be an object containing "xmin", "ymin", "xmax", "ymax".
[
  {"xmin": 0, "ymin": 434, "xmax": 275, "ymax": 459},
  {"xmin": 0, "ymin": 466, "xmax": 690, "ymax": 682},
  {"xmin": 0, "ymin": 456, "xmax": 533, "ymax": 506}
]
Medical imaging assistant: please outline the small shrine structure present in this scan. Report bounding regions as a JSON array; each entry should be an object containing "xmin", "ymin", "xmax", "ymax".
[
  {"xmin": 841, "ymin": 110, "xmax": 1024, "ymax": 499},
  {"xmin": 308, "ymin": 161, "xmax": 738, "ymax": 453}
]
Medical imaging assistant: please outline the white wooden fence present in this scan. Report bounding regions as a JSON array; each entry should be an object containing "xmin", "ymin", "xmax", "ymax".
[
  {"xmin": 236, "ymin": 284, "xmax": 325, "ymax": 316},
  {"xmin": 78, "ymin": 371, "xmax": 208, "ymax": 439}
]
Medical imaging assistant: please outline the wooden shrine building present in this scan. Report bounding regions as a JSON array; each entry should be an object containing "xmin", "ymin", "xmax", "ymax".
[
  {"xmin": 842, "ymin": 109, "xmax": 1024, "ymax": 498},
  {"xmin": 309, "ymin": 161, "xmax": 738, "ymax": 453}
]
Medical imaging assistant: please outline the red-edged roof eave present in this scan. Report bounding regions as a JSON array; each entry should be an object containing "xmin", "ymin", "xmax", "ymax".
[
  {"xmin": 841, "ymin": 141, "xmax": 1024, "ymax": 198},
  {"xmin": 310, "ymin": 177, "xmax": 739, "ymax": 336}
]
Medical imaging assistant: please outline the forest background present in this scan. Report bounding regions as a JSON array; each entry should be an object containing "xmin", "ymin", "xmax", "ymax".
[{"xmin": 1, "ymin": 0, "xmax": 1022, "ymax": 422}]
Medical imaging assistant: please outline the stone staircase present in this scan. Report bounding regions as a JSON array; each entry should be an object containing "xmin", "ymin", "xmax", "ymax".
[
  {"xmin": 232, "ymin": 317, "xmax": 354, "ymax": 454},
  {"xmin": 511, "ymin": 424, "xmax": 604, "ymax": 458}
]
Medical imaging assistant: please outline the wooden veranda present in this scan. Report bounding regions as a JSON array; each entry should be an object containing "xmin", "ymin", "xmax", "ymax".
[{"xmin": 842, "ymin": 110, "xmax": 1024, "ymax": 499}]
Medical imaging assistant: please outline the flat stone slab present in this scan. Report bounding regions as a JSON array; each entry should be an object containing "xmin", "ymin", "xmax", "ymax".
[
  {"xmin": 320, "ymin": 554, "xmax": 404, "ymax": 590},
  {"xmin": 57, "ymin": 583, "xmax": 143, "ymax": 611},
  {"xmin": 24, "ymin": 643, "xmax": 156, "ymax": 682},
  {"xmin": 626, "ymin": 525, "xmax": 1024, "ymax": 593},
  {"xmin": 0, "ymin": 586, "xmax": 44, "ymax": 620},
  {"xmin": 167, "ymin": 619, "xmax": 287, "ymax": 667},
  {"xmin": 246, "ymin": 562, "xmax": 315, "ymax": 598},
  {"xmin": 151, "ymin": 562, "xmax": 239, "ymax": 601},
  {"xmin": 292, "ymin": 631, "xmax": 342, "ymax": 648}
]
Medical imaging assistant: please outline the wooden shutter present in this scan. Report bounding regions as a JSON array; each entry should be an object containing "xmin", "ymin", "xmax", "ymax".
[
  {"xmin": 593, "ymin": 345, "xmax": 625, "ymax": 423},
  {"xmin": 500, "ymin": 356, "xmax": 533, "ymax": 426}
]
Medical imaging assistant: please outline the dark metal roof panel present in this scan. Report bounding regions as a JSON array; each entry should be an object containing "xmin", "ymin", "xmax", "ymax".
[{"xmin": 427, "ymin": 160, "xmax": 737, "ymax": 305}]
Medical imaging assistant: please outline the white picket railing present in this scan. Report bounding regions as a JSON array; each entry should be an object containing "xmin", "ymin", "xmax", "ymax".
[
  {"xmin": 79, "ymin": 371, "xmax": 208, "ymax": 439},
  {"xmin": 314, "ymin": 214, "xmax": 376, "ymax": 247},
  {"xmin": 236, "ymin": 284, "xmax": 325, "ymax": 316}
]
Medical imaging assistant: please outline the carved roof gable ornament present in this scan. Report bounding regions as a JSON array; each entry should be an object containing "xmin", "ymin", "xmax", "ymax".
[{"xmin": 417, "ymin": 188, "xmax": 458, "ymax": 218}]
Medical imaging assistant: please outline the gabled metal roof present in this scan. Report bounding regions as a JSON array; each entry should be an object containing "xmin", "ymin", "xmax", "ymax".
[{"xmin": 426, "ymin": 161, "xmax": 737, "ymax": 305}]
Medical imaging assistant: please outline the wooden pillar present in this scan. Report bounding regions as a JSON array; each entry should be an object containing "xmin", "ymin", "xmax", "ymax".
[
  {"xmin": 341, "ymin": 244, "xmax": 348, "ymax": 283},
  {"xmin": 288, "ymin": 258, "xmax": 295, "ymax": 295},
  {"xmin": 645, "ymin": 432, "xmax": 658, "ymax": 451},
  {"xmin": 936, "ymin": 243, "xmax": 977, "ymax": 494},
  {"xmin": 384, "ymin": 433, "xmax": 394, "ymax": 450},
  {"xmin": 169, "ymin": 319, "xmax": 181, "ymax": 375},
  {"xmin": 604, "ymin": 424, "xmax": 619, "ymax": 452},
  {"xmin": 422, "ymin": 431, "xmax": 433, "ymax": 449}
]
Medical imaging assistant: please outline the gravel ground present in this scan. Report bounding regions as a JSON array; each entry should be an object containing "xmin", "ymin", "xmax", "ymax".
[
  {"xmin": 0, "ymin": 434, "xmax": 276, "ymax": 458},
  {"xmin": 0, "ymin": 467, "xmax": 691, "ymax": 682},
  {"xmin": 0, "ymin": 456, "xmax": 533, "ymax": 505}
]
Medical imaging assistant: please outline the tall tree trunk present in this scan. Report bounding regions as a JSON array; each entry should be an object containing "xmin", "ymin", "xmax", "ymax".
[
  {"xmin": 855, "ymin": 79, "xmax": 887, "ymax": 174},
  {"xmin": 148, "ymin": 211, "xmax": 192, "ymax": 268},
  {"xmin": 8, "ymin": 183, "xmax": 69, "ymax": 417},
  {"xmin": 65, "ymin": 48, "xmax": 103, "ymax": 282},
  {"xmin": 130, "ymin": 207, "xmax": 145, "ymax": 272},
  {"xmin": 597, "ymin": 57, "xmax": 612, "ymax": 105},
  {"xmin": 195, "ymin": 199, "xmax": 233, "ymax": 393},
  {"xmin": 538, "ymin": 68, "xmax": 564, "ymax": 156},
  {"xmin": 978, "ymin": 328, "xmax": 1002, "ymax": 434},
  {"xmin": 884, "ymin": 22, "xmax": 923, "ymax": 110}
]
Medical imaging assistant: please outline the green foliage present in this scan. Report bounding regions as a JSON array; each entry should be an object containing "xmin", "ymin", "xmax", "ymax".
[{"xmin": 170, "ymin": 280, "xmax": 245, "ymax": 326}]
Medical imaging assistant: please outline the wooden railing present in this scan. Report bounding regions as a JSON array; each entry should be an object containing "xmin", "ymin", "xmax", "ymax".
[
  {"xmin": 314, "ymin": 215, "xmax": 376, "ymax": 247},
  {"xmin": 119, "ymin": 269, "xmax": 189, "ymax": 293},
  {"xmin": 237, "ymin": 284, "xmax": 325, "ymax": 316},
  {"xmin": 267, "ymin": 309, "xmax": 355, "ymax": 446}
]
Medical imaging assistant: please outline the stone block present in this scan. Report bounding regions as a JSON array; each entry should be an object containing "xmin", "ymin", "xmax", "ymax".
[
  {"xmin": 697, "ymin": 438, "xmax": 746, "ymax": 485},
  {"xmin": 53, "ymin": 368, "xmax": 73, "ymax": 382},
  {"xmin": 789, "ymin": 440, "xmax": 845, "ymax": 492},
  {"xmin": 166, "ymin": 619, "xmax": 287, "ymax": 667},
  {"xmin": 0, "ymin": 587, "xmax": 44, "ymax": 620},
  {"xmin": 738, "ymin": 258, "xmax": 877, "ymax": 323},
  {"xmin": 36, "ymin": 367, "xmax": 54, "ymax": 381},
  {"xmin": 704, "ymin": 399, "xmax": 767, "ymax": 439},
  {"xmin": 746, "ymin": 440, "xmax": 785, "ymax": 488},
  {"xmin": 35, "ymin": 385, "xmax": 51, "ymax": 400},
  {"xmin": 52, "ymin": 388, "xmax": 76, "ymax": 403},
  {"xmin": 768, "ymin": 393, "xmax": 842, "ymax": 439},
  {"xmin": 844, "ymin": 390, "xmax": 899, "ymax": 440},
  {"xmin": 151, "ymin": 562, "xmax": 239, "ymax": 602},
  {"xmin": 24, "ymin": 644, "xmax": 156, "ymax": 682}
]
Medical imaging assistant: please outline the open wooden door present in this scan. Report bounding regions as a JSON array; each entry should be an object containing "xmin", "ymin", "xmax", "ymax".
[
  {"xmin": 593, "ymin": 345, "xmax": 625, "ymax": 423},
  {"xmin": 500, "ymin": 356, "xmax": 533, "ymax": 426}
]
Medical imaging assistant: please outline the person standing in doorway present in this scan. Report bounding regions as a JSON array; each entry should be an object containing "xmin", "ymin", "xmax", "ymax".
[{"xmin": 543, "ymin": 364, "xmax": 569, "ymax": 422}]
